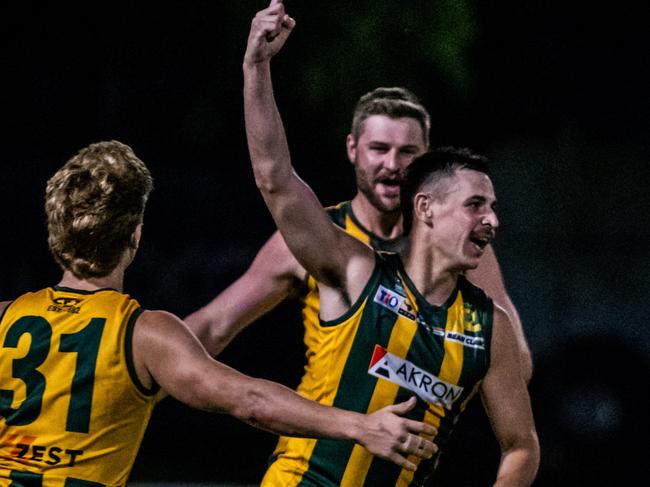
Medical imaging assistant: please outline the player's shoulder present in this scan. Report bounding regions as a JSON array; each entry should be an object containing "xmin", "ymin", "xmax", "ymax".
[
  {"xmin": 0, "ymin": 288, "xmax": 46, "ymax": 318},
  {"xmin": 324, "ymin": 200, "xmax": 350, "ymax": 226},
  {"xmin": 458, "ymin": 274, "xmax": 493, "ymax": 308},
  {"xmin": 132, "ymin": 309, "xmax": 194, "ymax": 349},
  {"xmin": 137, "ymin": 309, "xmax": 185, "ymax": 328},
  {"xmin": 0, "ymin": 300, "xmax": 12, "ymax": 317}
]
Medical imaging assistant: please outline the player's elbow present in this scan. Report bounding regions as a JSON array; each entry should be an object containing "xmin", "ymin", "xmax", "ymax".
[
  {"xmin": 501, "ymin": 428, "xmax": 540, "ymax": 468},
  {"xmin": 252, "ymin": 161, "xmax": 295, "ymax": 197},
  {"xmin": 230, "ymin": 380, "xmax": 279, "ymax": 430},
  {"xmin": 252, "ymin": 163, "xmax": 280, "ymax": 194}
]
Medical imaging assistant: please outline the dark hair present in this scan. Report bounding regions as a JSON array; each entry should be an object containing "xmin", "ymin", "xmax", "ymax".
[
  {"xmin": 401, "ymin": 147, "xmax": 490, "ymax": 235},
  {"xmin": 351, "ymin": 87, "xmax": 431, "ymax": 148}
]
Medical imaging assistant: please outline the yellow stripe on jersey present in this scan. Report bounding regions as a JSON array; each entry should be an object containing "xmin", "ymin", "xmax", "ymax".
[
  {"xmin": 340, "ymin": 314, "xmax": 418, "ymax": 487},
  {"xmin": 438, "ymin": 292, "xmax": 467, "ymax": 387},
  {"xmin": 344, "ymin": 213, "xmax": 372, "ymax": 244},
  {"xmin": 262, "ymin": 297, "xmax": 370, "ymax": 487}
]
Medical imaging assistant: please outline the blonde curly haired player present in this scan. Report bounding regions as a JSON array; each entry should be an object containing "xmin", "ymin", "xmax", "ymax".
[{"xmin": 0, "ymin": 140, "xmax": 436, "ymax": 485}]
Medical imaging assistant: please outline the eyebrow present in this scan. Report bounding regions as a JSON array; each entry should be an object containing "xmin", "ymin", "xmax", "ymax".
[
  {"xmin": 466, "ymin": 195, "xmax": 497, "ymax": 205},
  {"xmin": 367, "ymin": 141, "xmax": 421, "ymax": 149}
]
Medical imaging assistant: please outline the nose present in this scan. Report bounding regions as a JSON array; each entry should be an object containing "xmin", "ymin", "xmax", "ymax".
[
  {"xmin": 482, "ymin": 209, "xmax": 499, "ymax": 229},
  {"xmin": 383, "ymin": 149, "xmax": 400, "ymax": 172}
]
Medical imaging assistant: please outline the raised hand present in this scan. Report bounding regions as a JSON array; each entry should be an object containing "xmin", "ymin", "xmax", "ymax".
[
  {"xmin": 244, "ymin": 0, "xmax": 296, "ymax": 66},
  {"xmin": 357, "ymin": 397, "xmax": 438, "ymax": 471}
]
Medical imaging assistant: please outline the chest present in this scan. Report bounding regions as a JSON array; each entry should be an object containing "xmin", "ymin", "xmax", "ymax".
[{"xmin": 359, "ymin": 279, "xmax": 490, "ymax": 395}]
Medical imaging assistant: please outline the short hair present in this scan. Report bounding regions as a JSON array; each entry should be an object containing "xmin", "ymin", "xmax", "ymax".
[
  {"xmin": 401, "ymin": 147, "xmax": 490, "ymax": 235},
  {"xmin": 350, "ymin": 87, "xmax": 431, "ymax": 148},
  {"xmin": 45, "ymin": 140, "xmax": 154, "ymax": 278}
]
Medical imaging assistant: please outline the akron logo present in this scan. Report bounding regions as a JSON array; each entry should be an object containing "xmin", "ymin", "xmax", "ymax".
[{"xmin": 368, "ymin": 345, "xmax": 464, "ymax": 410}]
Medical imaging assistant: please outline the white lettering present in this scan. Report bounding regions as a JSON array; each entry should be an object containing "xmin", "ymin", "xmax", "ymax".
[{"xmin": 368, "ymin": 346, "xmax": 464, "ymax": 409}]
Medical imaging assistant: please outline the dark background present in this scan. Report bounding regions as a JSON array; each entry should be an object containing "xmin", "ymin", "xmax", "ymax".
[{"xmin": 2, "ymin": 1, "xmax": 649, "ymax": 485}]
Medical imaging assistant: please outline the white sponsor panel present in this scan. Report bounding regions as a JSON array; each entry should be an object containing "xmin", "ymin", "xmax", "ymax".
[
  {"xmin": 373, "ymin": 285, "xmax": 416, "ymax": 321},
  {"xmin": 445, "ymin": 331, "xmax": 485, "ymax": 350},
  {"xmin": 368, "ymin": 346, "xmax": 464, "ymax": 410}
]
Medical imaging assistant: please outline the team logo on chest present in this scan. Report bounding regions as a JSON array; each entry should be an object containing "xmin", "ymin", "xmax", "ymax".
[{"xmin": 368, "ymin": 345, "xmax": 464, "ymax": 409}]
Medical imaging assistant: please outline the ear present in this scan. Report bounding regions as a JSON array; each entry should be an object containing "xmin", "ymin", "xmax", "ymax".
[
  {"xmin": 130, "ymin": 223, "xmax": 143, "ymax": 250},
  {"xmin": 346, "ymin": 134, "xmax": 357, "ymax": 164},
  {"xmin": 413, "ymin": 193, "xmax": 434, "ymax": 228}
]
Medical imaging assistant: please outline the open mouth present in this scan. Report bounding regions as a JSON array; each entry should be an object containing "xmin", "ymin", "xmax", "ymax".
[
  {"xmin": 469, "ymin": 235, "xmax": 491, "ymax": 250},
  {"xmin": 379, "ymin": 178, "xmax": 401, "ymax": 187},
  {"xmin": 377, "ymin": 179, "xmax": 401, "ymax": 196}
]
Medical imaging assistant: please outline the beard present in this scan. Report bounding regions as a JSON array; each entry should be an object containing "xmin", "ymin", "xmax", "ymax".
[{"xmin": 354, "ymin": 160, "xmax": 403, "ymax": 214}]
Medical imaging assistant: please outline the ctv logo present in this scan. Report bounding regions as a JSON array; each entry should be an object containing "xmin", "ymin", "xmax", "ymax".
[{"xmin": 368, "ymin": 345, "xmax": 464, "ymax": 410}]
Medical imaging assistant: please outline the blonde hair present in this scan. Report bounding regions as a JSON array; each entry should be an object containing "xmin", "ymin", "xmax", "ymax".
[
  {"xmin": 351, "ymin": 87, "xmax": 431, "ymax": 148},
  {"xmin": 45, "ymin": 140, "xmax": 154, "ymax": 278}
]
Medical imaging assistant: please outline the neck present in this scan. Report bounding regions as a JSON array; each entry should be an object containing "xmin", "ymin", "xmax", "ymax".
[
  {"xmin": 402, "ymin": 232, "xmax": 460, "ymax": 306},
  {"xmin": 351, "ymin": 193, "xmax": 403, "ymax": 240},
  {"xmin": 58, "ymin": 267, "xmax": 125, "ymax": 293}
]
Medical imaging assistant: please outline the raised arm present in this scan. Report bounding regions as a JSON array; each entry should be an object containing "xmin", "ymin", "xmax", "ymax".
[
  {"xmin": 243, "ymin": 0, "xmax": 374, "ymax": 302},
  {"xmin": 134, "ymin": 309, "xmax": 437, "ymax": 470},
  {"xmin": 481, "ymin": 306, "xmax": 540, "ymax": 486},
  {"xmin": 467, "ymin": 245, "xmax": 533, "ymax": 382},
  {"xmin": 184, "ymin": 231, "xmax": 305, "ymax": 356}
]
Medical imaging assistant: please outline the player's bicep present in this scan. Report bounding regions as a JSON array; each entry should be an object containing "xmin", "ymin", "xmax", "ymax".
[
  {"xmin": 263, "ymin": 174, "xmax": 372, "ymax": 287},
  {"xmin": 481, "ymin": 307, "xmax": 535, "ymax": 449},
  {"xmin": 137, "ymin": 310, "xmax": 268, "ymax": 414},
  {"xmin": 134, "ymin": 311, "xmax": 221, "ymax": 405}
]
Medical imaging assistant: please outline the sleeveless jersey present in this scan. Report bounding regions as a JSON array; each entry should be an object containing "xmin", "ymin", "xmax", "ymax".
[
  {"xmin": 263, "ymin": 252, "xmax": 494, "ymax": 486},
  {"xmin": 0, "ymin": 287, "xmax": 158, "ymax": 487},
  {"xmin": 299, "ymin": 201, "xmax": 407, "ymax": 397}
]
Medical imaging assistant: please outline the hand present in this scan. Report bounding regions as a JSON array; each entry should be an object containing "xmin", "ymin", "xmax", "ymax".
[
  {"xmin": 357, "ymin": 397, "xmax": 438, "ymax": 471},
  {"xmin": 244, "ymin": 0, "xmax": 296, "ymax": 66}
]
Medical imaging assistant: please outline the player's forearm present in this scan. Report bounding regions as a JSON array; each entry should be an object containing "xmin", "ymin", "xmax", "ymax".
[
  {"xmin": 493, "ymin": 439, "xmax": 540, "ymax": 487},
  {"xmin": 184, "ymin": 307, "xmax": 240, "ymax": 357},
  {"xmin": 232, "ymin": 376, "xmax": 364, "ymax": 441},
  {"xmin": 243, "ymin": 61, "xmax": 293, "ymax": 194}
]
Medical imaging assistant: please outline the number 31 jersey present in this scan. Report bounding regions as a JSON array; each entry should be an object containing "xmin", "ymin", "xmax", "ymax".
[{"xmin": 0, "ymin": 286, "xmax": 157, "ymax": 486}]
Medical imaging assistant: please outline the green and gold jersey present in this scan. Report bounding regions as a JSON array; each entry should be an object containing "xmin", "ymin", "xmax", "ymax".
[
  {"xmin": 0, "ymin": 287, "xmax": 158, "ymax": 487},
  {"xmin": 299, "ymin": 201, "xmax": 407, "ymax": 399},
  {"xmin": 264, "ymin": 252, "xmax": 493, "ymax": 487}
]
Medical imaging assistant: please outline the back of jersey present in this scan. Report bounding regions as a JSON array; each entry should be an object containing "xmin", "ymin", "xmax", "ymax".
[{"xmin": 0, "ymin": 287, "xmax": 157, "ymax": 487}]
